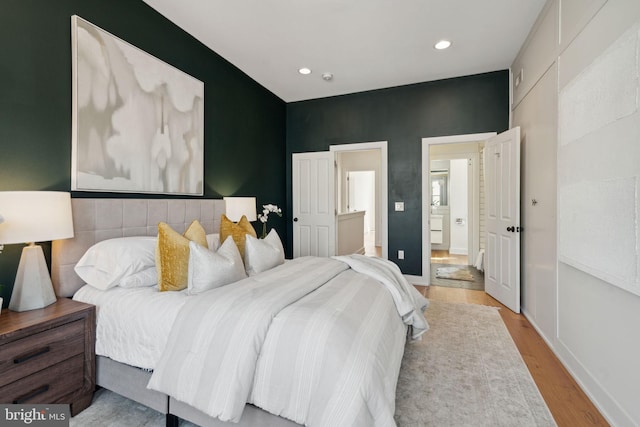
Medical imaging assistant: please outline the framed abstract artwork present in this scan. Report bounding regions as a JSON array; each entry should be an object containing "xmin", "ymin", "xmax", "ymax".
[{"xmin": 71, "ymin": 15, "xmax": 204, "ymax": 195}]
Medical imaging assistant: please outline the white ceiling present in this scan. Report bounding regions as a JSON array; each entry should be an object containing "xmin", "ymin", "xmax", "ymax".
[{"xmin": 142, "ymin": 0, "xmax": 546, "ymax": 102}]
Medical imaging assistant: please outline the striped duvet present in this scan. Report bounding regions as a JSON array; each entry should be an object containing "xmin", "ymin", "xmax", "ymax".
[{"xmin": 148, "ymin": 256, "xmax": 428, "ymax": 426}]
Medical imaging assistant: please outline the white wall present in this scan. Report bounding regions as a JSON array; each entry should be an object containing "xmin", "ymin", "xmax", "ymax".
[
  {"xmin": 449, "ymin": 159, "xmax": 468, "ymax": 255},
  {"xmin": 348, "ymin": 171, "xmax": 375, "ymax": 232},
  {"xmin": 512, "ymin": 1, "xmax": 640, "ymax": 425}
]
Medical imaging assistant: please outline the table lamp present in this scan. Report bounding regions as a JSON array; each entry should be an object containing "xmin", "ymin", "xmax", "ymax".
[
  {"xmin": 0, "ymin": 191, "xmax": 74, "ymax": 311},
  {"xmin": 223, "ymin": 197, "xmax": 257, "ymax": 222}
]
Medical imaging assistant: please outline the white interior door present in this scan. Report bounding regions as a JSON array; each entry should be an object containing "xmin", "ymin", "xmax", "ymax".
[
  {"xmin": 292, "ymin": 152, "xmax": 335, "ymax": 257},
  {"xmin": 485, "ymin": 127, "xmax": 521, "ymax": 313}
]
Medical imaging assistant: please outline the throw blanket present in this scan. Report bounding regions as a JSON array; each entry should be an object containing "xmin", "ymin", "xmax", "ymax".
[
  {"xmin": 149, "ymin": 256, "xmax": 425, "ymax": 425},
  {"xmin": 333, "ymin": 255, "xmax": 429, "ymax": 339}
]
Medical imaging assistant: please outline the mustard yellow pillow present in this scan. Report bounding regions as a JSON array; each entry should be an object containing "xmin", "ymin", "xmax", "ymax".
[
  {"xmin": 156, "ymin": 220, "xmax": 208, "ymax": 292},
  {"xmin": 219, "ymin": 214, "xmax": 257, "ymax": 259}
]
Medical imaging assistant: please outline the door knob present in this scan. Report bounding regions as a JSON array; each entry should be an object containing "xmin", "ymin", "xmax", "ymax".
[
  {"xmin": 506, "ymin": 226, "xmax": 514, "ymax": 232},
  {"xmin": 293, "ymin": 217, "xmax": 298, "ymax": 222}
]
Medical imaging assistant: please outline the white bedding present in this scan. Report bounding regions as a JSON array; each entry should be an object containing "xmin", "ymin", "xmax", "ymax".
[
  {"xmin": 250, "ymin": 269, "xmax": 408, "ymax": 426},
  {"xmin": 73, "ymin": 285, "xmax": 188, "ymax": 370},
  {"xmin": 333, "ymin": 254, "xmax": 429, "ymax": 339},
  {"xmin": 74, "ymin": 255, "xmax": 428, "ymax": 426},
  {"xmin": 148, "ymin": 256, "xmax": 428, "ymax": 426}
]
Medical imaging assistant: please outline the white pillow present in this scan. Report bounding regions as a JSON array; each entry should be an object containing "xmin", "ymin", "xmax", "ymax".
[
  {"xmin": 206, "ymin": 233, "xmax": 220, "ymax": 251},
  {"xmin": 119, "ymin": 267, "xmax": 157, "ymax": 288},
  {"xmin": 74, "ymin": 237, "xmax": 157, "ymax": 291},
  {"xmin": 188, "ymin": 237, "xmax": 247, "ymax": 294},
  {"xmin": 244, "ymin": 229, "xmax": 285, "ymax": 276}
]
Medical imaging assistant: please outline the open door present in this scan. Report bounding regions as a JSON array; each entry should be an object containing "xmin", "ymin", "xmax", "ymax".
[
  {"xmin": 292, "ymin": 152, "xmax": 335, "ymax": 257},
  {"xmin": 485, "ymin": 127, "xmax": 521, "ymax": 313}
]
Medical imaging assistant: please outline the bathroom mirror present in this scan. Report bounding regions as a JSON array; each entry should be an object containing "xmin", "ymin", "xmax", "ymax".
[{"xmin": 431, "ymin": 170, "xmax": 448, "ymax": 206}]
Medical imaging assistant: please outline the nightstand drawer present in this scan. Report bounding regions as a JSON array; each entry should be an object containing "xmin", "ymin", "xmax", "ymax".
[
  {"xmin": 0, "ymin": 319, "xmax": 84, "ymax": 388},
  {"xmin": 0, "ymin": 354, "xmax": 84, "ymax": 404}
]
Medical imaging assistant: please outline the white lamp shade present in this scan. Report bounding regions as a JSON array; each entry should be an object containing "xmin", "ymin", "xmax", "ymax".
[
  {"xmin": 224, "ymin": 197, "xmax": 257, "ymax": 222},
  {"xmin": 0, "ymin": 191, "xmax": 74, "ymax": 244}
]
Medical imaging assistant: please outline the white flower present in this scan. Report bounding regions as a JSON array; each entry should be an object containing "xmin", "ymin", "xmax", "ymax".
[{"xmin": 257, "ymin": 204, "xmax": 283, "ymax": 238}]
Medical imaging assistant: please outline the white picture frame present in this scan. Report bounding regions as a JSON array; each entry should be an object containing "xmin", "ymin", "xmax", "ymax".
[{"xmin": 71, "ymin": 15, "xmax": 204, "ymax": 195}]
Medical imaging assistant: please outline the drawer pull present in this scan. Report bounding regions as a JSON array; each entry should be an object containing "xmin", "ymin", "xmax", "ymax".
[
  {"xmin": 14, "ymin": 346, "xmax": 51, "ymax": 364},
  {"xmin": 13, "ymin": 385, "xmax": 50, "ymax": 404}
]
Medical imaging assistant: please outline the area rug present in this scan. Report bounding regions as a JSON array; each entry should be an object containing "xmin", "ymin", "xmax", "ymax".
[
  {"xmin": 431, "ymin": 263, "xmax": 484, "ymax": 291},
  {"xmin": 71, "ymin": 301, "xmax": 555, "ymax": 427},
  {"xmin": 395, "ymin": 301, "xmax": 556, "ymax": 426},
  {"xmin": 435, "ymin": 266, "xmax": 475, "ymax": 281}
]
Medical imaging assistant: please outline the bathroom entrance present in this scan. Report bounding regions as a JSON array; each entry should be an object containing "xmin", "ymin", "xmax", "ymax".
[
  {"xmin": 430, "ymin": 158, "xmax": 470, "ymax": 264},
  {"xmin": 426, "ymin": 139, "xmax": 485, "ymax": 290}
]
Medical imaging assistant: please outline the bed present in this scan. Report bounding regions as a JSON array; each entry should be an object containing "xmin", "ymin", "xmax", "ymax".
[{"xmin": 51, "ymin": 198, "xmax": 428, "ymax": 427}]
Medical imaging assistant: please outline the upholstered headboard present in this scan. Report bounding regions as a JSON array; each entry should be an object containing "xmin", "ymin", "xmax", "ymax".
[{"xmin": 51, "ymin": 198, "xmax": 226, "ymax": 297}]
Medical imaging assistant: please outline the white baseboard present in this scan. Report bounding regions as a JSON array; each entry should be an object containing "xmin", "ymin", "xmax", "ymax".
[
  {"xmin": 554, "ymin": 338, "xmax": 631, "ymax": 426},
  {"xmin": 521, "ymin": 308, "xmax": 626, "ymax": 427}
]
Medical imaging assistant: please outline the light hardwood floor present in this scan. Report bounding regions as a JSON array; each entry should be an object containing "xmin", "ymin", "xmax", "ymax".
[
  {"xmin": 431, "ymin": 249, "xmax": 468, "ymax": 265},
  {"xmin": 414, "ymin": 285, "xmax": 609, "ymax": 427}
]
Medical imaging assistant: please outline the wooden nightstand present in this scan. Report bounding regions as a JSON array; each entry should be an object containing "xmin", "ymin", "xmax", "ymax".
[{"xmin": 0, "ymin": 298, "xmax": 95, "ymax": 416}]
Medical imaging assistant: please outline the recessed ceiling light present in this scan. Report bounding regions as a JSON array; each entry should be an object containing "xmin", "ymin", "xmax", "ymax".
[
  {"xmin": 434, "ymin": 40, "xmax": 452, "ymax": 50},
  {"xmin": 298, "ymin": 67, "xmax": 312, "ymax": 75}
]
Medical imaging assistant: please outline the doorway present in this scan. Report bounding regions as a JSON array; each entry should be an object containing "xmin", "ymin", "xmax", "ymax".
[
  {"xmin": 430, "ymin": 158, "xmax": 470, "ymax": 265},
  {"xmin": 331, "ymin": 141, "xmax": 388, "ymax": 259},
  {"xmin": 422, "ymin": 133, "xmax": 496, "ymax": 288},
  {"xmin": 347, "ymin": 170, "xmax": 378, "ymax": 256},
  {"xmin": 429, "ymin": 151, "xmax": 482, "ymax": 290}
]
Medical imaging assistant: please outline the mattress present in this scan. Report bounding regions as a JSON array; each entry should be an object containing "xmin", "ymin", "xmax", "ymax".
[{"xmin": 73, "ymin": 284, "xmax": 188, "ymax": 370}]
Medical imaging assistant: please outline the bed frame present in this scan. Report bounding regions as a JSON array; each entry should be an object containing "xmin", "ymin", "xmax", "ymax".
[{"xmin": 51, "ymin": 198, "xmax": 300, "ymax": 427}]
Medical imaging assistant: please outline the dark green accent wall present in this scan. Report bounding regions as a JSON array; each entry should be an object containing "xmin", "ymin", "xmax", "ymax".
[
  {"xmin": 0, "ymin": 0, "xmax": 286, "ymax": 306},
  {"xmin": 286, "ymin": 71, "xmax": 509, "ymax": 275}
]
